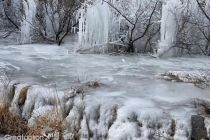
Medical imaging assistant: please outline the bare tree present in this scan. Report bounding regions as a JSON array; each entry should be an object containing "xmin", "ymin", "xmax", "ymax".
[
  {"xmin": 195, "ymin": 0, "xmax": 210, "ymax": 55},
  {"xmin": 0, "ymin": 0, "xmax": 21, "ymax": 40},
  {"xmin": 166, "ymin": 0, "xmax": 210, "ymax": 55},
  {"xmin": 35, "ymin": 0, "xmax": 84, "ymax": 45},
  {"xmin": 174, "ymin": 0, "xmax": 210, "ymax": 55}
]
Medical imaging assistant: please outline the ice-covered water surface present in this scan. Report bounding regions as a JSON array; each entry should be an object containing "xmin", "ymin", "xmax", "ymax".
[{"xmin": 0, "ymin": 37, "xmax": 210, "ymax": 139}]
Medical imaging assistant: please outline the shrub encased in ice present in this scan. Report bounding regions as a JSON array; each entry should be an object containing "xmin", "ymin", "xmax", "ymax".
[{"xmin": 156, "ymin": 71, "xmax": 210, "ymax": 89}]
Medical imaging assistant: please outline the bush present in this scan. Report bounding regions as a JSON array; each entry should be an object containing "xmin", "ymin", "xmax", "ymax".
[{"xmin": 0, "ymin": 102, "xmax": 28, "ymax": 135}]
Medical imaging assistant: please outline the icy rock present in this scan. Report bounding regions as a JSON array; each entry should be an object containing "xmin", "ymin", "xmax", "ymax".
[
  {"xmin": 63, "ymin": 130, "xmax": 75, "ymax": 140},
  {"xmin": 7, "ymin": 82, "xmax": 20, "ymax": 103},
  {"xmin": 191, "ymin": 115, "xmax": 208, "ymax": 140},
  {"xmin": 65, "ymin": 87, "xmax": 77, "ymax": 99},
  {"xmin": 18, "ymin": 86, "xmax": 30, "ymax": 105}
]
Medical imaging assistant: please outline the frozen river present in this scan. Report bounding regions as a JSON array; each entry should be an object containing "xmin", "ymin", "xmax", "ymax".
[{"xmin": 0, "ymin": 36, "xmax": 210, "ymax": 139}]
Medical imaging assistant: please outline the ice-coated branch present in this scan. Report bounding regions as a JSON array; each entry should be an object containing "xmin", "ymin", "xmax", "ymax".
[
  {"xmin": 102, "ymin": 0, "xmax": 134, "ymax": 26},
  {"xmin": 195, "ymin": 0, "xmax": 210, "ymax": 22},
  {"xmin": 3, "ymin": 6, "xmax": 20, "ymax": 31},
  {"xmin": 131, "ymin": 1, "xmax": 158, "ymax": 44}
]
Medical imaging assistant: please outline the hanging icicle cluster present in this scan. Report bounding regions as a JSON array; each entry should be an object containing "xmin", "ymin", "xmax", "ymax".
[
  {"xmin": 20, "ymin": 0, "xmax": 36, "ymax": 44},
  {"xmin": 78, "ymin": 0, "xmax": 111, "ymax": 52},
  {"xmin": 78, "ymin": 0, "xmax": 210, "ymax": 56},
  {"xmin": 157, "ymin": 0, "xmax": 184, "ymax": 57},
  {"xmin": 3, "ymin": 0, "xmax": 210, "ymax": 55},
  {"xmin": 78, "ymin": 0, "xmax": 146, "ymax": 53}
]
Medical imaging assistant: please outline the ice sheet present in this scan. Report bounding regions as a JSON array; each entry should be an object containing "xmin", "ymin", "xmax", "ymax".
[{"xmin": 0, "ymin": 37, "xmax": 210, "ymax": 139}]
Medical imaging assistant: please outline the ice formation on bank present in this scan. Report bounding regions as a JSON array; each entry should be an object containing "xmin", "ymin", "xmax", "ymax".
[
  {"xmin": 0, "ymin": 79, "xmax": 205, "ymax": 139},
  {"xmin": 1, "ymin": 47, "xmax": 210, "ymax": 139}
]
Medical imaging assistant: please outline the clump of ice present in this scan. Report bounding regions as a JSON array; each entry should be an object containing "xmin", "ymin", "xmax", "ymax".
[
  {"xmin": 106, "ymin": 98, "xmax": 192, "ymax": 140},
  {"xmin": 3, "ymin": 68, "xmax": 209, "ymax": 140},
  {"xmin": 28, "ymin": 105, "xmax": 54, "ymax": 128},
  {"xmin": 9, "ymin": 84, "xmax": 29, "ymax": 115},
  {"xmin": 8, "ymin": 83, "xmax": 82, "ymax": 124},
  {"xmin": 156, "ymin": 70, "xmax": 210, "ymax": 89},
  {"xmin": 1, "ymin": 81, "xmax": 200, "ymax": 140}
]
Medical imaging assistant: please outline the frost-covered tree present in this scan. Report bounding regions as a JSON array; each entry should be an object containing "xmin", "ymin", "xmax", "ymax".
[
  {"xmin": 78, "ymin": 0, "xmax": 161, "ymax": 53},
  {"xmin": 104, "ymin": 0, "xmax": 160, "ymax": 53},
  {"xmin": 34, "ymin": 0, "xmax": 84, "ymax": 45},
  {"xmin": 22, "ymin": 0, "xmax": 84, "ymax": 45},
  {"xmin": 194, "ymin": 0, "xmax": 210, "ymax": 55},
  {"xmin": 0, "ymin": 0, "xmax": 21, "ymax": 39},
  {"xmin": 1, "ymin": 0, "xmax": 84, "ymax": 44},
  {"xmin": 78, "ymin": 0, "xmax": 210, "ymax": 56},
  {"xmin": 173, "ymin": 0, "xmax": 210, "ymax": 55},
  {"xmin": 1, "ymin": 0, "xmax": 210, "ymax": 56}
]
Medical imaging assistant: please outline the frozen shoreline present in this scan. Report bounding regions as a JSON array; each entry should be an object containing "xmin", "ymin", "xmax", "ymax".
[{"xmin": 0, "ymin": 42, "xmax": 210, "ymax": 139}]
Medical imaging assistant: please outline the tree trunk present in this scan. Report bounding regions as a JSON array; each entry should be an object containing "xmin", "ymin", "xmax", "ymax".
[
  {"xmin": 58, "ymin": 40, "xmax": 62, "ymax": 46},
  {"xmin": 56, "ymin": 34, "xmax": 59, "ymax": 42},
  {"xmin": 128, "ymin": 43, "xmax": 135, "ymax": 53}
]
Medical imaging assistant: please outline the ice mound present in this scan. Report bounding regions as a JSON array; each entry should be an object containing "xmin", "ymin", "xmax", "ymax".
[
  {"xmin": 0, "ymin": 79, "xmax": 208, "ymax": 139},
  {"xmin": 156, "ymin": 71, "xmax": 210, "ymax": 89}
]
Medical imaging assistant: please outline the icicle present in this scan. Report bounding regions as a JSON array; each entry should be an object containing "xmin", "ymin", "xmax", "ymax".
[
  {"xmin": 157, "ymin": 0, "xmax": 183, "ymax": 57},
  {"xmin": 21, "ymin": 0, "xmax": 36, "ymax": 44},
  {"xmin": 78, "ymin": 0, "xmax": 111, "ymax": 52}
]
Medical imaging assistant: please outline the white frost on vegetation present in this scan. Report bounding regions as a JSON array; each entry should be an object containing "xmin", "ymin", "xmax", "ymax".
[
  {"xmin": 156, "ymin": 70, "xmax": 210, "ymax": 84},
  {"xmin": 8, "ymin": 84, "xmax": 82, "ymax": 128}
]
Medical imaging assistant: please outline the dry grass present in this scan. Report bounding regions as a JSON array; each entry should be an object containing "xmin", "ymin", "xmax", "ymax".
[
  {"xmin": 170, "ymin": 119, "xmax": 176, "ymax": 137},
  {"xmin": 18, "ymin": 86, "xmax": 30, "ymax": 105},
  {"xmin": 0, "ymin": 103, "xmax": 28, "ymax": 135},
  {"xmin": 27, "ymin": 116, "xmax": 79, "ymax": 140},
  {"xmin": 86, "ymin": 81, "xmax": 100, "ymax": 88},
  {"xmin": 0, "ymin": 100, "xmax": 79, "ymax": 139}
]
